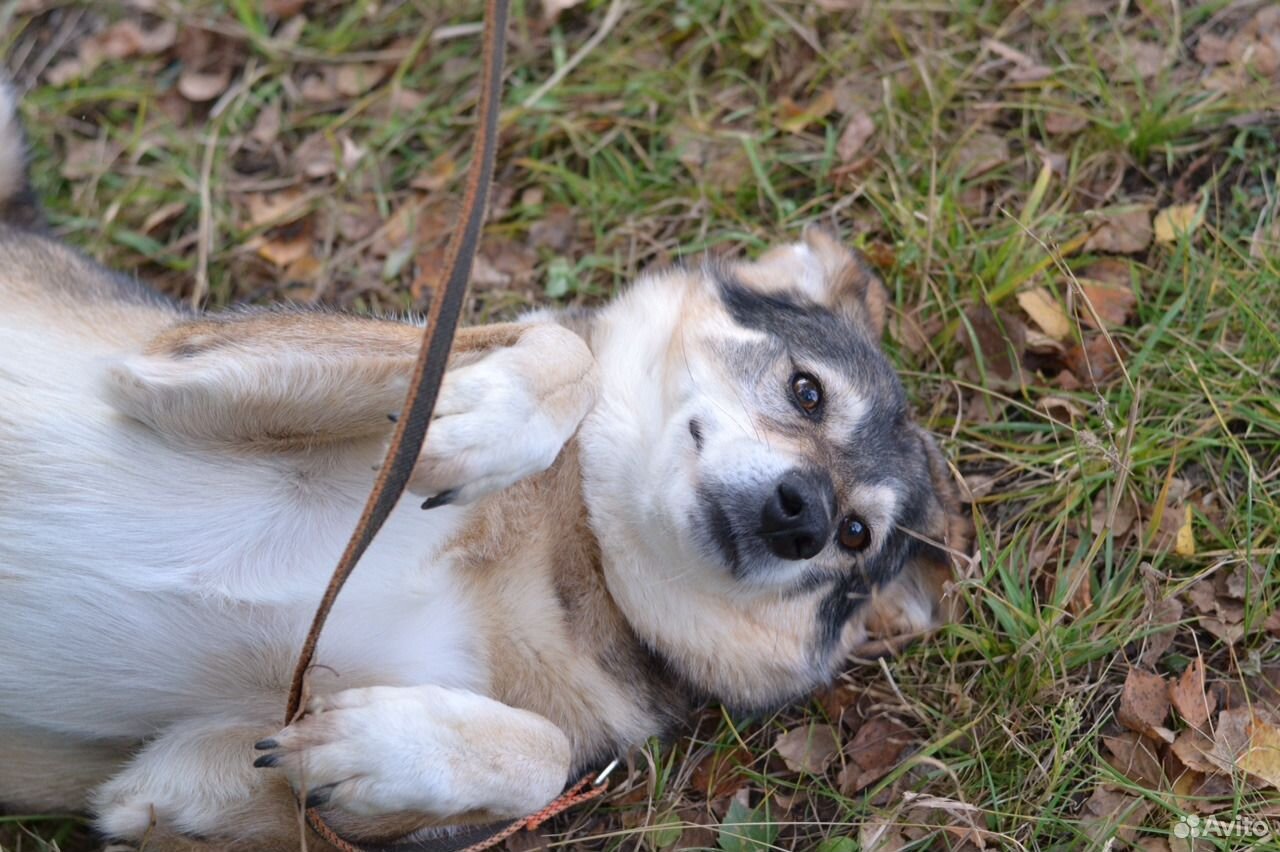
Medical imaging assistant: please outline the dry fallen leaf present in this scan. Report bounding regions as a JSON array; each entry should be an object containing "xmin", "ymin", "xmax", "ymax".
[
  {"xmin": 528, "ymin": 205, "xmax": 577, "ymax": 252},
  {"xmin": 690, "ymin": 746, "xmax": 752, "ymax": 800},
  {"xmin": 1209, "ymin": 707, "xmax": 1253, "ymax": 773},
  {"xmin": 1077, "ymin": 279, "xmax": 1136, "ymax": 329},
  {"xmin": 1104, "ymin": 731, "xmax": 1165, "ymax": 787},
  {"xmin": 250, "ymin": 101, "xmax": 282, "ymax": 147},
  {"xmin": 1044, "ymin": 111, "xmax": 1088, "ymax": 135},
  {"xmin": 265, "ymin": 0, "xmax": 307, "ymax": 16},
  {"xmin": 178, "ymin": 66, "xmax": 233, "ymax": 102},
  {"xmin": 1169, "ymin": 657, "xmax": 1210, "ymax": 730},
  {"xmin": 953, "ymin": 131, "xmax": 1009, "ymax": 179},
  {"xmin": 1017, "ymin": 287, "xmax": 1072, "ymax": 340},
  {"xmin": 959, "ymin": 304, "xmax": 1026, "ymax": 388},
  {"xmin": 542, "ymin": 0, "xmax": 584, "ymax": 23},
  {"xmin": 1084, "ymin": 207, "xmax": 1153, "ymax": 255},
  {"xmin": 776, "ymin": 90, "xmax": 837, "ymax": 134},
  {"xmin": 773, "ymin": 724, "xmax": 839, "ymax": 774},
  {"xmin": 1174, "ymin": 504, "xmax": 1196, "ymax": 557},
  {"xmin": 1080, "ymin": 786, "xmax": 1151, "ymax": 845},
  {"xmin": 250, "ymin": 224, "xmax": 314, "ymax": 268},
  {"xmin": 335, "ymin": 63, "xmax": 390, "ymax": 98},
  {"xmin": 47, "ymin": 19, "xmax": 178, "ymax": 84},
  {"xmin": 1117, "ymin": 668, "xmax": 1170, "ymax": 737},
  {"xmin": 1238, "ymin": 718, "xmax": 1280, "ymax": 790},
  {"xmin": 837, "ymin": 111, "xmax": 875, "ymax": 164},
  {"xmin": 1171, "ymin": 728, "xmax": 1218, "ymax": 773},
  {"xmin": 1139, "ymin": 594, "xmax": 1183, "ymax": 669},
  {"xmin": 839, "ymin": 715, "xmax": 910, "ymax": 793},
  {"xmin": 1154, "ymin": 203, "xmax": 1203, "ymax": 243}
]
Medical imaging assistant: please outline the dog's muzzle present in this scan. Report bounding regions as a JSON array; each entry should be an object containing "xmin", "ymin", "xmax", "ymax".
[{"xmin": 757, "ymin": 469, "xmax": 836, "ymax": 561}]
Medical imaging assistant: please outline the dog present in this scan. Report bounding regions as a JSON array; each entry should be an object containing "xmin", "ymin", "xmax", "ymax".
[{"xmin": 0, "ymin": 81, "xmax": 967, "ymax": 850}]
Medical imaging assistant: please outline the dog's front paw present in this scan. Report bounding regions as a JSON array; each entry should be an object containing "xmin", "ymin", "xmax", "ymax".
[
  {"xmin": 254, "ymin": 685, "xmax": 570, "ymax": 819},
  {"xmin": 408, "ymin": 326, "xmax": 595, "ymax": 506}
]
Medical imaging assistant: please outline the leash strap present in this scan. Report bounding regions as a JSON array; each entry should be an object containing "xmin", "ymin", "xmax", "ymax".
[
  {"xmin": 285, "ymin": 0, "xmax": 508, "ymax": 725},
  {"xmin": 275, "ymin": 2, "xmax": 611, "ymax": 849}
]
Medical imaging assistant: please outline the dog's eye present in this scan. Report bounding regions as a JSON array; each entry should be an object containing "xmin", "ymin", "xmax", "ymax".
[
  {"xmin": 790, "ymin": 373, "xmax": 822, "ymax": 414},
  {"xmin": 838, "ymin": 515, "xmax": 871, "ymax": 552}
]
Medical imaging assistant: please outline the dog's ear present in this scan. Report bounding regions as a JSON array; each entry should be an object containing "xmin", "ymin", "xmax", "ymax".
[
  {"xmin": 736, "ymin": 225, "xmax": 888, "ymax": 339},
  {"xmin": 799, "ymin": 225, "xmax": 888, "ymax": 338}
]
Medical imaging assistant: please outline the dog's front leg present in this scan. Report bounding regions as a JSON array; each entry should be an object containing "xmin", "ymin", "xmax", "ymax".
[
  {"xmin": 254, "ymin": 684, "xmax": 571, "ymax": 820},
  {"xmin": 408, "ymin": 323, "xmax": 598, "ymax": 506}
]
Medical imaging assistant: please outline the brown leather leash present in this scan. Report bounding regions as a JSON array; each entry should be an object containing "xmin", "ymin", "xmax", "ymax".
[{"xmin": 279, "ymin": 1, "xmax": 612, "ymax": 849}]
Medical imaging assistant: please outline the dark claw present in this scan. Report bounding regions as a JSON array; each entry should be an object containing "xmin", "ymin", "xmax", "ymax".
[
  {"xmin": 421, "ymin": 489, "xmax": 456, "ymax": 510},
  {"xmin": 253, "ymin": 753, "xmax": 280, "ymax": 769},
  {"xmin": 305, "ymin": 784, "xmax": 336, "ymax": 809},
  {"xmin": 387, "ymin": 412, "xmax": 399, "ymax": 423},
  {"xmin": 253, "ymin": 739, "xmax": 278, "ymax": 751}
]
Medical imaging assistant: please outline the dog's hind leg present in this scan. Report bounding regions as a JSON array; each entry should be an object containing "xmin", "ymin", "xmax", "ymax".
[
  {"xmin": 91, "ymin": 688, "xmax": 571, "ymax": 850},
  {"xmin": 91, "ymin": 717, "xmax": 300, "ymax": 848}
]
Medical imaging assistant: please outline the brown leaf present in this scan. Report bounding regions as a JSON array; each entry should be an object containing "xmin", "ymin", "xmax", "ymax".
[
  {"xmin": 837, "ymin": 111, "xmax": 875, "ymax": 163},
  {"xmin": 250, "ymin": 224, "xmax": 313, "ymax": 268},
  {"xmin": 839, "ymin": 715, "xmax": 910, "ymax": 793},
  {"xmin": 335, "ymin": 63, "xmax": 390, "ymax": 98},
  {"xmin": 244, "ymin": 190, "xmax": 309, "ymax": 228},
  {"xmin": 1186, "ymin": 580, "xmax": 1217, "ymax": 615},
  {"xmin": 1080, "ymin": 786, "xmax": 1151, "ymax": 845},
  {"xmin": 1117, "ymin": 668, "xmax": 1170, "ymax": 737},
  {"xmin": 1104, "ymin": 731, "xmax": 1165, "ymax": 787},
  {"xmin": 1065, "ymin": 334, "xmax": 1123, "ymax": 385},
  {"xmin": 300, "ymin": 69, "xmax": 340, "ymax": 103},
  {"xmin": 528, "ymin": 205, "xmax": 577, "ymax": 252},
  {"xmin": 1077, "ymin": 279, "xmax": 1136, "ymax": 329},
  {"xmin": 1195, "ymin": 33, "xmax": 1231, "ymax": 66},
  {"xmin": 1209, "ymin": 707, "xmax": 1253, "ymax": 773},
  {"xmin": 1139, "ymin": 595, "xmax": 1183, "ymax": 669},
  {"xmin": 1171, "ymin": 728, "xmax": 1218, "ymax": 773},
  {"xmin": 47, "ymin": 19, "xmax": 178, "ymax": 84},
  {"xmin": 265, "ymin": 0, "xmax": 307, "ymax": 17},
  {"xmin": 959, "ymin": 304, "xmax": 1026, "ymax": 387},
  {"xmin": 953, "ymin": 132, "xmax": 1009, "ymax": 179},
  {"xmin": 541, "ymin": 0, "xmax": 584, "ymax": 23},
  {"xmin": 1170, "ymin": 657, "xmax": 1211, "ymax": 730},
  {"xmin": 251, "ymin": 102, "xmax": 282, "ymax": 147},
  {"xmin": 293, "ymin": 132, "xmax": 339, "ymax": 178},
  {"xmin": 1084, "ymin": 206, "xmax": 1153, "ymax": 254},
  {"xmin": 1044, "ymin": 111, "xmax": 1088, "ymax": 135},
  {"xmin": 774, "ymin": 724, "xmax": 840, "ymax": 774},
  {"xmin": 690, "ymin": 746, "xmax": 752, "ymax": 800},
  {"xmin": 178, "ymin": 66, "xmax": 232, "ymax": 102}
]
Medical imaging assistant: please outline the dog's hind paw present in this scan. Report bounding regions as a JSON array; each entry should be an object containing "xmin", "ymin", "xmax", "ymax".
[{"xmin": 254, "ymin": 684, "xmax": 571, "ymax": 820}]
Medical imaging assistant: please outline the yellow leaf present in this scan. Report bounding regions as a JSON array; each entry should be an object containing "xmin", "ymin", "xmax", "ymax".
[
  {"xmin": 1238, "ymin": 719, "xmax": 1280, "ymax": 790},
  {"xmin": 1016, "ymin": 287, "xmax": 1072, "ymax": 340},
  {"xmin": 1154, "ymin": 203, "xmax": 1202, "ymax": 243},
  {"xmin": 776, "ymin": 90, "xmax": 836, "ymax": 134},
  {"xmin": 1174, "ymin": 504, "xmax": 1195, "ymax": 556}
]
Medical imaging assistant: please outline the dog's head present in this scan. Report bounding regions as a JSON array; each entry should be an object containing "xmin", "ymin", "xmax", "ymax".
[{"xmin": 581, "ymin": 226, "xmax": 968, "ymax": 710}]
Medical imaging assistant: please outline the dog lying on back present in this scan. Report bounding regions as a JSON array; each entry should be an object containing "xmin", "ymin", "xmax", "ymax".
[{"xmin": 0, "ymin": 83, "xmax": 967, "ymax": 850}]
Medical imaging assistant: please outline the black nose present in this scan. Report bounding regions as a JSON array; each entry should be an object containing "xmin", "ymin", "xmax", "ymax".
[{"xmin": 758, "ymin": 469, "xmax": 835, "ymax": 560}]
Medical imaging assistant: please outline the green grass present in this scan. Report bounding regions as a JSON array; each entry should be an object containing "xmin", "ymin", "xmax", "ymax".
[{"xmin": 4, "ymin": 0, "xmax": 1280, "ymax": 849}]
